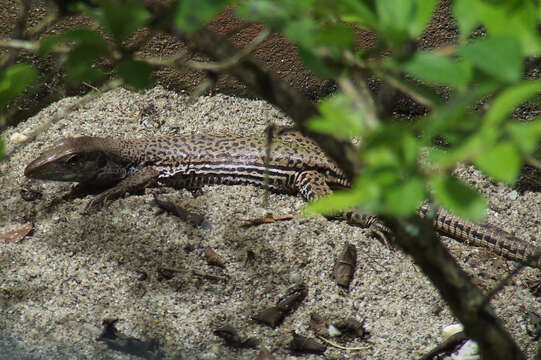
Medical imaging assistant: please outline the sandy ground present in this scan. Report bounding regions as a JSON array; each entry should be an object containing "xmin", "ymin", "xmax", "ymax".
[{"xmin": 1, "ymin": 87, "xmax": 540, "ymax": 359}]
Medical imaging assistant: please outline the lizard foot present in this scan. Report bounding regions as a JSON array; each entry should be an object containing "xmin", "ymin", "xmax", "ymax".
[
  {"xmin": 345, "ymin": 211, "xmax": 394, "ymax": 247},
  {"xmin": 83, "ymin": 191, "xmax": 114, "ymax": 214}
]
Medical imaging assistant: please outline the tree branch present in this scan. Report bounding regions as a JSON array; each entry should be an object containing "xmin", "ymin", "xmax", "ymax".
[
  {"xmin": 168, "ymin": 17, "xmax": 525, "ymax": 359},
  {"xmin": 384, "ymin": 215, "xmax": 524, "ymax": 360}
]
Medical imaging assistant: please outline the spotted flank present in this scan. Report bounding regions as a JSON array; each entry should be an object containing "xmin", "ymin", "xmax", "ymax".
[{"xmin": 104, "ymin": 131, "xmax": 350, "ymax": 199}]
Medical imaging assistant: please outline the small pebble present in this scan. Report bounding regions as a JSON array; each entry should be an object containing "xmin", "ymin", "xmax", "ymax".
[
  {"xmin": 451, "ymin": 339, "xmax": 480, "ymax": 360},
  {"xmin": 508, "ymin": 190, "xmax": 518, "ymax": 201},
  {"xmin": 442, "ymin": 323, "xmax": 464, "ymax": 340},
  {"xmin": 10, "ymin": 133, "xmax": 29, "ymax": 144},
  {"xmin": 328, "ymin": 324, "xmax": 341, "ymax": 337}
]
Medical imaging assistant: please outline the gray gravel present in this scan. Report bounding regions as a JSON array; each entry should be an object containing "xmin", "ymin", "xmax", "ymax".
[{"xmin": 1, "ymin": 86, "xmax": 540, "ymax": 359}]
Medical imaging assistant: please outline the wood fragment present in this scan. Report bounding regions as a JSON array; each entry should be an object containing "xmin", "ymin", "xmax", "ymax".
[
  {"xmin": 334, "ymin": 242, "xmax": 357, "ymax": 288},
  {"xmin": 241, "ymin": 213, "xmax": 294, "ymax": 228},
  {"xmin": 334, "ymin": 318, "xmax": 369, "ymax": 339},
  {"xmin": 310, "ymin": 313, "xmax": 369, "ymax": 341},
  {"xmin": 204, "ymin": 246, "xmax": 225, "ymax": 268},
  {"xmin": 276, "ymin": 284, "xmax": 307, "ymax": 312},
  {"xmin": 214, "ymin": 325, "xmax": 259, "ymax": 349},
  {"xmin": 1, "ymin": 222, "xmax": 33, "ymax": 243},
  {"xmin": 252, "ymin": 307, "xmax": 285, "ymax": 328},
  {"xmin": 253, "ymin": 284, "xmax": 307, "ymax": 328},
  {"xmin": 289, "ymin": 332, "xmax": 326, "ymax": 354},
  {"xmin": 309, "ymin": 312, "xmax": 329, "ymax": 337}
]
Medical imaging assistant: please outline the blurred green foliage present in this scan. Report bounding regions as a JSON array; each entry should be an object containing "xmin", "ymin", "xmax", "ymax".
[{"xmin": 1, "ymin": 0, "xmax": 540, "ymax": 221}]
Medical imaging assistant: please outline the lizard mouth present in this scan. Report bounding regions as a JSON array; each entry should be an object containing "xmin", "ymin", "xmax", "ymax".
[
  {"xmin": 24, "ymin": 157, "xmax": 48, "ymax": 179},
  {"xmin": 24, "ymin": 155, "xmax": 74, "ymax": 181}
]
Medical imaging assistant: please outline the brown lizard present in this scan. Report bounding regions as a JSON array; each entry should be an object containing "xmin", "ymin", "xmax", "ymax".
[{"xmin": 24, "ymin": 129, "xmax": 541, "ymax": 267}]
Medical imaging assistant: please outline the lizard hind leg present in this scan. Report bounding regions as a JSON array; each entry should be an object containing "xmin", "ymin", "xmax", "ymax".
[
  {"xmin": 294, "ymin": 170, "xmax": 393, "ymax": 244},
  {"xmin": 294, "ymin": 170, "xmax": 333, "ymax": 201}
]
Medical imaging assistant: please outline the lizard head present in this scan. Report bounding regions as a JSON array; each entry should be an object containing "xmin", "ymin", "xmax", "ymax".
[{"xmin": 24, "ymin": 137, "xmax": 125, "ymax": 184}]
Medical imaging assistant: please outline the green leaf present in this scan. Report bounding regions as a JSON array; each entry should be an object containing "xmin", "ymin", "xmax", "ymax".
[
  {"xmin": 506, "ymin": 120, "xmax": 541, "ymax": 154},
  {"xmin": 0, "ymin": 139, "xmax": 4, "ymax": 160},
  {"xmin": 477, "ymin": 1, "xmax": 541, "ymax": 56},
  {"xmin": 91, "ymin": 0, "xmax": 150, "ymax": 42},
  {"xmin": 408, "ymin": 0, "xmax": 438, "ymax": 37},
  {"xmin": 40, "ymin": 29, "xmax": 107, "ymax": 55},
  {"xmin": 339, "ymin": 0, "xmax": 377, "ymax": 28},
  {"xmin": 298, "ymin": 47, "xmax": 339, "ymax": 78},
  {"xmin": 65, "ymin": 63, "xmax": 104, "ymax": 84},
  {"xmin": 379, "ymin": 69, "xmax": 444, "ymax": 108},
  {"xmin": 458, "ymin": 36, "xmax": 523, "ymax": 83},
  {"xmin": 304, "ymin": 189, "xmax": 364, "ymax": 217},
  {"xmin": 39, "ymin": 29, "xmax": 108, "ymax": 84},
  {"xmin": 284, "ymin": 18, "xmax": 317, "ymax": 48},
  {"xmin": 453, "ymin": 0, "xmax": 481, "ymax": 40},
  {"xmin": 427, "ymin": 135, "xmax": 483, "ymax": 170},
  {"xmin": 384, "ymin": 177, "xmax": 426, "ymax": 216},
  {"xmin": 402, "ymin": 51, "xmax": 471, "ymax": 87},
  {"xmin": 0, "ymin": 64, "xmax": 38, "ymax": 109},
  {"xmin": 364, "ymin": 126, "xmax": 419, "ymax": 168},
  {"xmin": 236, "ymin": 0, "xmax": 288, "ymax": 29},
  {"xmin": 375, "ymin": 0, "xmax": 437, "ymax": 39},
  {"xmin": 423, "ymin": 84, "xmax": 498, "ymax": 142},
  {"xmin": 116, "ymin": 59, "xmax": 152, "ymax": 89},
  {"xmin": 453, "ymin": 1, "xmax": 541, "ymax": 55},
  {"xmin": 64, "ymin": 42, "xmax": 107, "ymax": 83},
  {"xmin": 429, "ymin": 175, "xmax": 486, "ymax": 221},
  {"xmin": 475, "ymin": 142, "xmax": 522, "ymax": 184},
  {"xmin": 315, "ymin": 23, "xmax": 356, "ymax": 49},
  {"xmin": 485, "ymin": 80, "xmax": 541, "ymax": 127},
  {"xmin": 175, "ymin": 0, "xmax": 227, "ymax": 33},
  {"xmin": 307, "ymin": 94, "xmax": 364, "ymax": 139},
  {"xmin": 376, "ymin": 0, "xmax": 414, "ymax": 34}
]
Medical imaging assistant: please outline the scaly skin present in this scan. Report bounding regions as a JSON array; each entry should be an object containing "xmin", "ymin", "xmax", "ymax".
[{"xmin": 24, "ymin": 129, "xmax": 541, "ymax": 267}]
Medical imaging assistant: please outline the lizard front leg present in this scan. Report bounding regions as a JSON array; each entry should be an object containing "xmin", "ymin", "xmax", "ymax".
[{"xmin": 84, "ymin": 166, "xmax": 160, "ymax": 213}]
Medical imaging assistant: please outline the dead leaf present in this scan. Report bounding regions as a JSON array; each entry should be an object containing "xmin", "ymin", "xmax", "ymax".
[
  {"xmin": 1, "ymin": 222, "xmax": 33, "ymax": 244},
  {"xmin": 289, "ymin": 332, "xmax": 326, "ymax": 354},
  {"xmin": 214, "ymin": 325, "xmax": 259, "ymax": 349},
  {"xmin": 204, "ymin": 246, "xmax": 225, "ymax": 268},
  {"xmin": 334, "ymin": 242, "xmax": 357, "ymax": 288},
  {"xmin": 253, "ymin": 284, "xmax": 307, "ymax": 328}
]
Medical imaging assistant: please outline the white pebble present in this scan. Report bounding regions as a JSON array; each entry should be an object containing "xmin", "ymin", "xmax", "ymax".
[
  {"xmin": 451, "ymin": 339, "xmax": 480, "ymax": 360},
  {"xmin": 442, "ymin": 323, "xmax": 464, "ymax": 340},
  {"xmin": 328, "ymin": 324, "xmax": 342, "ymax": 337},
  {"xmin": 10, "ymin": 132, "xmax": 29, "ymax": 144},
  {"xmin": 508, "ymin": 190, "xmax": 518, "ymax": 201}
]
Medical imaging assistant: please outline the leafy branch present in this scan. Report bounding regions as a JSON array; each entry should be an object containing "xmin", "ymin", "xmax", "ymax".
[{"xmin": 1, "ymin": 1, "xmax": 541, "ymax": 358}]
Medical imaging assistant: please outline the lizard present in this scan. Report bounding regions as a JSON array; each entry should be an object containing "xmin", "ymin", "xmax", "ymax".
[{"xmin": 24, "ymin": 127, "xmax": 541, "ymax": 268}]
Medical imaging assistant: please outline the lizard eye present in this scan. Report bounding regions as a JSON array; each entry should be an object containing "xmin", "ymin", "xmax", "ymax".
[{"xmin": 66, "ymin": 154, "xmax": 81, "ymax": 167}]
